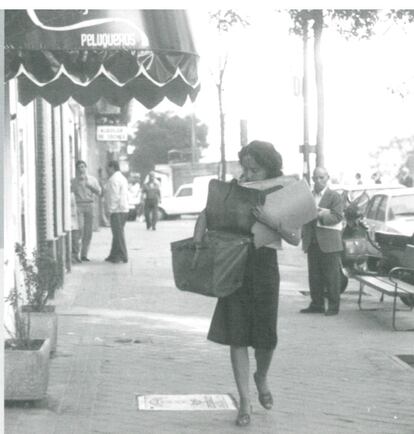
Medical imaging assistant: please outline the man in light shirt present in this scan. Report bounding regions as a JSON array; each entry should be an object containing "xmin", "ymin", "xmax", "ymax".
[
  {"xmin": 104, "ymin": 161, "xmax": 129, "ymax": 263},
  {"xmin": 71, "ymin": 160, "xmax": 102, "ymax": 262},
  {"xmin": 300, "ymin": 167, "xmax": 344, "ymax": 316}
]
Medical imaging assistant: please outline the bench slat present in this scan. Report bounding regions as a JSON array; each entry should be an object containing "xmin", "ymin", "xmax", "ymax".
[{"xmin": 354, "ymin": 274, "xmax": 414, "ymax": 296}]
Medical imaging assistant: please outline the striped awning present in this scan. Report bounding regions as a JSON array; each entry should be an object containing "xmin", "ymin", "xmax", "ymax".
[{"xmin": 5, "ymin": 10, "xmax": 200, "ymax": 107}]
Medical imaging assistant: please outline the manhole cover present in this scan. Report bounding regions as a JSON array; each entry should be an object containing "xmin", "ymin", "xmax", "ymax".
[
  {"xmin": 136, "ymin": 394, "xmax": 237, "ymax": 411},
  {"xmin": 396, "ymin": 355, "xmax": 414, "ymax": 368}
]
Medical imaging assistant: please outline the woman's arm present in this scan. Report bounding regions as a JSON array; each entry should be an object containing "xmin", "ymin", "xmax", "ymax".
[
  {"xmin": 252, "ymin": 206, "xmax": 301, "ymax": 246},
  {"xmin": 191, "ymin": 210, "xmax": 207, "ymax": 269},
  {"xmin": 193, "ymin": 209, "xmax": 207, "ymax": 243}
]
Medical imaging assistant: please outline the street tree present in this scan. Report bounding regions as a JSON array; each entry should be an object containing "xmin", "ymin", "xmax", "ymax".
[
  {"xmin": 129, "ymin": 111, "xmax": 209, "ymax": 179},
  {"xmin": 209, "ymin": 10, "xmax": 250, "ymax": 180},
  {"xmin": 288, "ymin": 9, "xmax": 380, "ymax": 169},
  {"xmin": 370, "ymin": 135, "xmax": 414, "ymax": 180}
]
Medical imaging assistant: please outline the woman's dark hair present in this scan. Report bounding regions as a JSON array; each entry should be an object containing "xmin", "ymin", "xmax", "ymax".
[
  {"xmin": 238, "ymin": 140, "xmax": 283, "ymax": 179},
  {"xmin": 107, "ymin": 160, "xmax": 120, "ymax": 171},
  {"xmin": 76, "ymin": 160, "xmax": 87, "ymax": 169}
]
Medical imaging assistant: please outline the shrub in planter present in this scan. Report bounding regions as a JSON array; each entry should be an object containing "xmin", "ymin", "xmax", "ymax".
[
  {"xmin": 4, "ymin": 281, "xmax": 51, "ymax": 401},
  {"xmin": 15, "ymin": 243, "xmax": 61, "ymax": 353}
]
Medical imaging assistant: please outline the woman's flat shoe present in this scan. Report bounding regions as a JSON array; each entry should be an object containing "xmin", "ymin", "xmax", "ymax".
[
  {"xmin": 235, "ymin": 407, "xmax": 252, "ymax": 427},
  {"xmin": 235, "ymin": 411, "xmax": 251, "ymax": 427},
  {"xmin": 254, "ymin": 372, "xmax": 273, "ymax": 410}
]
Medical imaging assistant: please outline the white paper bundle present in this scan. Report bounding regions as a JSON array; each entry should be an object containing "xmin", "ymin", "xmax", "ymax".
[{"xmin": 250, "ymin": 179, "xmax": 318, "ymax": 248}]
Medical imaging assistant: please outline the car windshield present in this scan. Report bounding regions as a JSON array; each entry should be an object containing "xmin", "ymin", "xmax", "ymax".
[{"xmin": 389, "ymin": 195, "xmax": 414, "ymax": 219}]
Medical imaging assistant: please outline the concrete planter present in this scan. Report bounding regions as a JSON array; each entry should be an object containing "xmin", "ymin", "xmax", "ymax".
[
  {"xmin": 5, "ymin": 338, "xmax": 51, "ymax": 401},
  {"xmin": 21, "ymin": 305, "xmax": 58, "ymax": 354}
]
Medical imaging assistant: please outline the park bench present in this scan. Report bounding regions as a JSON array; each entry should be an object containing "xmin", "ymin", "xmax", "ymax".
[{"xmin": 353, "ymin": 244, "xmax": 414, "ymax": 331}]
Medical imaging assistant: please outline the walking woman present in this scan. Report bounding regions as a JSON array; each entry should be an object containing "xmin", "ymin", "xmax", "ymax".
[{"xmin": 194, "ymin": 141, "xmax": 300, "ymax": 427}]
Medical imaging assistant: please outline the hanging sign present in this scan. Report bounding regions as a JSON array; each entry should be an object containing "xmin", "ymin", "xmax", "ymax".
[
  {"xmin": 97, "ymin": 126, "xmax": 128, "ymax": 141},
  {"xmin": 96, "ymin": 114, "xmax": 128, "ymax": 142}
]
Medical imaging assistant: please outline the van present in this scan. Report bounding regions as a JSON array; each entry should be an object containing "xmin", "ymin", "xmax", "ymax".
[{"xmin": 158, "ymin": 176, "xmax": 221, "ymax": 219}]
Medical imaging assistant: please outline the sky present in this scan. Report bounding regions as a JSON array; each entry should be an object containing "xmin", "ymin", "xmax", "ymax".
[
  {"xmin": 129, "ymin": 8, "xmax": 414, "ymax": 183},
  {"xmin": 5, "ymin": 4, "xmax": 413, "ymax": 182}
]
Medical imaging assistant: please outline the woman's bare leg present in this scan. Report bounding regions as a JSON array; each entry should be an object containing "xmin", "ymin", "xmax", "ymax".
[
  {"xmin": 230, "ymin": 346, "xmax": 251, "ymax": 414},
  {"xmin": 254, "ymin": 348, "xmax": 274, "ymax": 395}
]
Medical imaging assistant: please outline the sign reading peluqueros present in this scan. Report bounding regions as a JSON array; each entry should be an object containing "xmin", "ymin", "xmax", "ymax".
[{"xmin": 8, "ymin": 10, "xmax": 151, "ymax": 50}]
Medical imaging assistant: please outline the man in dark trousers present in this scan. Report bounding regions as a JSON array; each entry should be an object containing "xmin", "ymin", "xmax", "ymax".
[
  {"xmin": 104, "ymin": 161, "xmax": 129, "ymax": 263},
  {"xmin": 300, "ymin": 167, "xmax": 344, "ymax": 316},
  {"xmin": 142, "ymin": 171, "xmax": 161, "ymax": 230}
]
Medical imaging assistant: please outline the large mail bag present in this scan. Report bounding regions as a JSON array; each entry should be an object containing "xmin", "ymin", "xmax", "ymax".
[
  {"xmin": 171, "ymin": 230, "xmax": 252, "ymax": 297},
  {"xmin": 205, "ymin": 179, "xmax": 268, "ymax": 234}
]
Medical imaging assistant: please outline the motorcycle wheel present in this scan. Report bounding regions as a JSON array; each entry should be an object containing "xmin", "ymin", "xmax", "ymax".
[{"xmin": 399, "ymin": 294, "xmax": 414, "ymax": 308}]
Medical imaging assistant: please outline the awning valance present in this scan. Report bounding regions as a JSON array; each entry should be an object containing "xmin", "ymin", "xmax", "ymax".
[{"xmin": 5, "ymin": 10, "xmax": 200, "ymax": 107}]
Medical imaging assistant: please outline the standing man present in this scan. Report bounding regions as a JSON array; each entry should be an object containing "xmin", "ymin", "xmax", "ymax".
[
  {"xmin": 71, "ymin": 160, "xmax": 101, "ymax": 262},
  {"xmin": 300, "ymin": 167, "xmax": 344, "ymax": 316},
  {"xmin": 104, "ymin": 161, "xmax": 129, "ymax": 263},
  {"xmin": 142, "ymin": 171, "xmax": 161, "ymax": 230}
]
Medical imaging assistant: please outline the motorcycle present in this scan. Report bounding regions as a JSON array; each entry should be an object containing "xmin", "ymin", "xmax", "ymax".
[{"xmin": 340, "ymin": 195, "xmax": 414, "ymax": 307}]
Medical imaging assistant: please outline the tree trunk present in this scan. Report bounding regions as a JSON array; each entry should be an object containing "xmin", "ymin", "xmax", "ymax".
[
  {"xmin": 190, "ymin": 111, "xmax": 197, "ymax": 164},
  {"xmin": 217, "ymin": 81, "xmax": 226, "ymax": 181},
  {"xmin": 313, "ymin": 10, "xmax": 324, "ymax": 168},
  {"xmin": 302, "ymin": 18, "xmax": 311, "ymax": 184}
]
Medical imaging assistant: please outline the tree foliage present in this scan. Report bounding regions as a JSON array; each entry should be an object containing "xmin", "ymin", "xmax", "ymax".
[
  {"xmin": 370, "ymin": 135, "xmax": 414, "ymax": 177},
  {"xmin": 209, "ymin": 10, "xmax": 250, "ymax": 32},
  {"xmin": 287, "ymin": 9, "xmax": 380, "ymax": 38},
  {"xmin": 330, "ymin": 10, "xmax": 379, "ymax": 39},
  {"xmin": 129, "ymin": 111, "xmax": 209, "ymax": 177},
  {"xmin": 388, "ymin": 9, "xmax": 414, "ymax": 23}
]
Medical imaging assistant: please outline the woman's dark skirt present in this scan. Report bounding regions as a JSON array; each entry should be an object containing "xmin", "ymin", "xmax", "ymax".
[{"xmin": 207, "ymin": 246, "xmax": 280, "ymax": 350}]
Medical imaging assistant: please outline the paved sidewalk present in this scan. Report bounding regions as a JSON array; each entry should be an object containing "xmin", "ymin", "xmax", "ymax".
[{"xmin": 5, "ymin": 219, "xmax": 414, "ymax": 434}]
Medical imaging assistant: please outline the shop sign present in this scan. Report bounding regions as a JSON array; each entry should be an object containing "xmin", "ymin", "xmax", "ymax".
[
  {"xmin": 96, "ymin": 113, "xmax": 127, "ymax": 141},
  {"xmin": 97, "ymin": 126, "xmax": 128, "ymax": 141}
]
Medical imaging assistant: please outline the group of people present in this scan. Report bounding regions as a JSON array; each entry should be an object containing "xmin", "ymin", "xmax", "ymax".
[
  {"xmin": 71, "ymin": 160, "xmax": 130, "ymax": 264},
  {"xmin": 70, "ymin": 144, "xmax": 408, "ymax": 428},
  {"xmin": 193, "ymin": 141, "xmax": 345, "ymax": 427},
  {"xmin": 71, "ymin": 162, "xmax": 163, "ymax": 265}
]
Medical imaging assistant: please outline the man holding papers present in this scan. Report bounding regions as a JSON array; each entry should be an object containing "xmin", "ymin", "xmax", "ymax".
[{"xmin": 301, "ymin": 167, "xmax": 344, "ymax": 316}]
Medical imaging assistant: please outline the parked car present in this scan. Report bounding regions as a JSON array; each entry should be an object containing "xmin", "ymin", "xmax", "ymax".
[
  {"xmin": 158, "ymin": 182, "xmax": 208, "ymax": 219},
  {"xmin": 355, "ymin": 187, "xmax": 414, "ymax": 269},
  {"xmin": 331, "ymin": 183, "xmax": 402, "ymax": 216},
  {"xmin": 363, "ymin": 188, "xmax": 414, "ymax": 237},
  {"xmin": 158, "ymin": 175, "xmax": 234, "ymax": 219}
]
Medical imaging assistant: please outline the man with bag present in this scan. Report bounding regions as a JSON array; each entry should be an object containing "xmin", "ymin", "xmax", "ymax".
[{"xmin": 300, "ymin": 167, "xmax": 344, "ymax": 316}]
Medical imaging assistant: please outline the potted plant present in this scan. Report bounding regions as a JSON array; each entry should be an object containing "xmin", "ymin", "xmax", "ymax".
[
  {"xmin": 4, "ymin": 277, "xmax": 51, "ymax": 401},
  {"xmin": 15, "ymin": 243, "xmax": 61, "ymax": 354}
]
